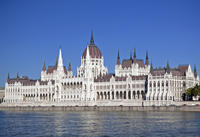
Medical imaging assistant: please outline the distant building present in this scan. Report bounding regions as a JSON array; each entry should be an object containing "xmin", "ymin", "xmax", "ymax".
[
  {"xmin": 3, "ymin": 32, "xmax": 200, "ymax": 106},
  {"xmin": 0, "ymin": 87, "xmax": 5, "ymax": 103}
]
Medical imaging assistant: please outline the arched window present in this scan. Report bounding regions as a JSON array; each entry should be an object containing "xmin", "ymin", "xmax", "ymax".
[
  {"xmin": 157, "ymin": 82, "xmax": 160, "ymax": 87},
  {"xmin": 183, "ymin": 82, "xmax": 186, "ymax": 87},
  {"xmin": 153, "ymin": 82, "xmax": 156, "ymax": 87},
  {"xmin": 162, "ymin": 81, "xmax": 164, "ymax": 87},
  {"xmin": 166, "ymin": 81, "xmax": 168, "ymax": 87},
  {"xmin": 150, "ymin": 82, "xmax": 152, "ymax": 87}
]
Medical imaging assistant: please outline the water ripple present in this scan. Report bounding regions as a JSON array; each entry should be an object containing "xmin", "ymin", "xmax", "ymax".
[{"xmin": 0, "ymin": 111, "xmax": 200, "ymax": 137}]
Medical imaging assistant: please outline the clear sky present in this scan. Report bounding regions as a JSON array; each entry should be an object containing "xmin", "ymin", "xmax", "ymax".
[{"xmin": 0, "ymin": 0, "xmax": 200, "ymax": 87}]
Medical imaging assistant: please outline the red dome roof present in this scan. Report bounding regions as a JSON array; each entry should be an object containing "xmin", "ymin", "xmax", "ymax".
[
  {"xmin": 82, "ymin": 31, "xmax": 102, "ymax": 59},
  {"xmin": 82, "ymin": 45, "xmax": 102, "ymax": 59}
]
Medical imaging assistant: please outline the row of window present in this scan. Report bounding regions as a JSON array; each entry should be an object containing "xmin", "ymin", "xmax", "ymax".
[
  {"xmin": 61, "ymin": 95, "xmax": 79, "ymax": 99},
  {"xmin": 6, "ymin": 88, "xmax": 54, "ymax": 93},
  {"xmin": 96, "ymin": 84, "xmax": 145, "ymax": 90}
]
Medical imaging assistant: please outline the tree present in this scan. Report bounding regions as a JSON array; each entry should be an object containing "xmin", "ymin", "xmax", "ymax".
[{"xmin": 186, "ymin": 84, "xmax": 200, "ymax": 101}]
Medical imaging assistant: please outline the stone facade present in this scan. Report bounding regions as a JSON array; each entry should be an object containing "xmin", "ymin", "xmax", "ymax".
[{"xmin": 3, "ymin": 32, "xmax": 200, "ymax": 106}]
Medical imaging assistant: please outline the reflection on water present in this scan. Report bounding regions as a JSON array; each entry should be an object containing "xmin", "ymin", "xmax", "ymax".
[{"xmin": 0, "ymin": 111, "xmax": 200, "ymax": 137}]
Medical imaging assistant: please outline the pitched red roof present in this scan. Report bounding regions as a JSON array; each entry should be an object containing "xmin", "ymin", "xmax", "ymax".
[
  {"xmin": 150, "ymin": 65, "xmax": 189, "ymax": 76},
  {"xmin": 7, "ymin": 77, "xmax": 55, "ymax": 86},
  {"xmin": 115, "ymin": 76, "xmax": 127, "ymax": 81},
  {"xmin": 121, "ymin": 59, "xmax": 145, "ymax": 68},
  {"xmin": 150, "ymin": 69, "xmax": 166, "ymax": 76},
  {"xmin": 7, "ymin": 77, "xmax": 37, "ymax": 86},
  {"xmin": 46, "ymin": 65, "xmax": 57, "ymax": 74},
  {"xmin": 131, "ymin": 75, "xmax": 147, "ymax": 80},
  {"xmin": 135, "ymin": 59, "xmax": 145, "ymax": 68},
  {"xmin": 94, "ymin": 74, "xmax": 113, "ymax": 82},
  {"xmin": 82, "ymin": 45, "xmax": 102, "ymax": 59},
  {"xmin": 178, "ymin": 65, "xmax": 189, "ymax": 76},
  {"xmin": 122, "ymin": 60, "xmax": 132, "ymax": 68},
  {"xmin": 46, "ymin": 65, "xmax": 68, "ymax": 75}
]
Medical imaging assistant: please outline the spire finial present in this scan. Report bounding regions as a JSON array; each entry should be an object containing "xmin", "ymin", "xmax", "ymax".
[
  {"xmin": 145, "ymin": 50, "xmax": 149, "ymax": 65},
  {"xmin": 42, "ymin": 60, "xmax": 46, "ymax": 71},
  {"xmin": 117, "ymin": 49, "xmax": 120, "ymax": 65},
  {"xmin": 90, "ymin": 30, "xmax": 94, "ymax": 45}
]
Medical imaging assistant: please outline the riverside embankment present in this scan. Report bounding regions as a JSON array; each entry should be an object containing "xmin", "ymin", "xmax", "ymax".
[{"xmin": 0, "ymin": 106, "xmax": 200, "ymax": 112}]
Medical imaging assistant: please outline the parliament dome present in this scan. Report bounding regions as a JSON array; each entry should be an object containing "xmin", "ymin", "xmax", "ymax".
[{"xmin": 82, "ymin": 31, "xmax": 102, "ymax": 59}]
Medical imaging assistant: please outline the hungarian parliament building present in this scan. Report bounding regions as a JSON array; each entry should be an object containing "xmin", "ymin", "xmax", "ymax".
[{"xmin": 4, "ymin": 32, "xmax": 200, "ymax": 106}]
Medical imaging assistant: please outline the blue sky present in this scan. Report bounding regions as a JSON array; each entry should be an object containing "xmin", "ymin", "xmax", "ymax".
[{"xmin": 0, "ymin": 0, "xmax": 200, "ymax": 87}]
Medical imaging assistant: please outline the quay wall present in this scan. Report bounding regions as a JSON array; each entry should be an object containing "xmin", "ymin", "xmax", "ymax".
[{"xmin": 0, "ymin": 106, "xmax": 200, "ymax": 112}]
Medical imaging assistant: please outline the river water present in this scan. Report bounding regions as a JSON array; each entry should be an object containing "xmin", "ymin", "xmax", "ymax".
[{"xmin": 0, "ymin": 111, "xmax": 200, "ymax": 137}]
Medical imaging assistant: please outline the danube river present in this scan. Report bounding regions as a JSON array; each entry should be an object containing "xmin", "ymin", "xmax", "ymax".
[{"xmin": 0, "ymin": 111, "xmax": 200, "ymax": 137}]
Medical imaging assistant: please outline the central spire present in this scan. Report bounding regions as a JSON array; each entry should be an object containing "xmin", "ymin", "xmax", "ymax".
[{"xmin": 90, "ymin": 30, "xmax": 94, "ymax": 45}]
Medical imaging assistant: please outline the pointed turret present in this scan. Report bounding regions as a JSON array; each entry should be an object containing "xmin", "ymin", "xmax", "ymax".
[
  {"xmin": 58, "ymin": 48, "xmax": 63, "ymax": 67},
  {"xmin": 145, "ymin": 50, "xmax": 149, "ymax": 65},
  {"xmin": 68, "ymin": 62, "xmax": 71, "ymax": 71},
  {"xmin": 42, "ymin": 60, "xmax": 46, "ymax": 71},
  {"xmin": 194, "ymin": 64, "xmax": 197, "ymax": 78},
  {"xmin": 90, "ymin": 30, "xmax": 94, "ymax": 45},
  {"xmin": 166, "ymin": 60, "xmax": 170, "ymax": 73},
  {"xmin": 117, "ymin": 50, "xmax": 120, "ymax": 65},
  {"xmin": 133, "ymin": 48, "xmax": 137, "ymax": 63}
]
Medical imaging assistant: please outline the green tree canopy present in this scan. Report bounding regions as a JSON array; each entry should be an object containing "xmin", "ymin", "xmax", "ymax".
[{"xmin": 186, "ymin": 84, "xmax": 200, "ymax": 100}]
